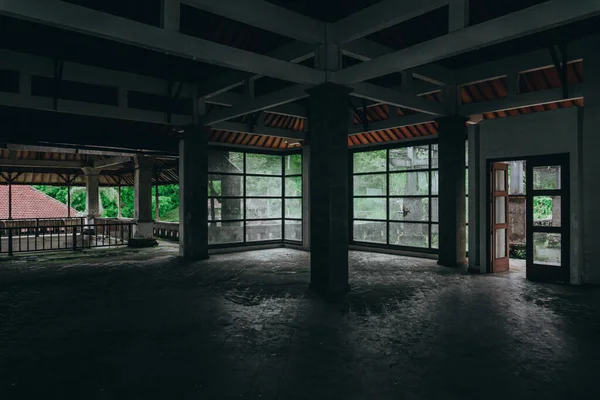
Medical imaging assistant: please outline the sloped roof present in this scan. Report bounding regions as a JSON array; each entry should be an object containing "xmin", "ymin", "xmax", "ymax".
[{"xmin": 0, "ymin": 185, "xmax": 78, "ymax": 219}]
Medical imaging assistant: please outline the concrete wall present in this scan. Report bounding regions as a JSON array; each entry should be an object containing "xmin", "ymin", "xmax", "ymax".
[{"xmin": 472, "ymin": 107, "xmax": 583, "ymax": 283}]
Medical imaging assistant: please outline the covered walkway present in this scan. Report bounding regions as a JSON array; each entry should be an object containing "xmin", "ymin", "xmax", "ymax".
[{"xmin": 1, "ymin": 244, "xmax": 598, "ymax": 399}]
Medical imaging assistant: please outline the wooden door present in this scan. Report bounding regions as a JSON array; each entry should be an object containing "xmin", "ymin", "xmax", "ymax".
[
  {"xmin": 491, "ymin": 163, "xmax": 509, "ymax": 272},
  {"xmin": 526, "ymin": 155, "xmax": 570, "ymax": 283}
]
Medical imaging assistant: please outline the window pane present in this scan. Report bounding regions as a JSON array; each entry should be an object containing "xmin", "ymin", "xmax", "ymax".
[
  {"xmin": 284, "ymin": 154, "xmax": 302, "ymax": 175},
  {"xmin": 495, "ymin": 228, "xmax": 506, "ymax": 259},
  {"xmin": 246, "ymin": 153, "xmax": 282, "ymax": 175},
  {"xmin": 389, "ymin": 172, "xmax": 429, "ymax": 195},
  {"xmin": 431, "ymin": 197, "xmax": 438, "ymax": 223},
  {"xmin": 389, "ymin": 145, "xmax": 429, "ymax": 171},
  {"xmin": 495, "ymin": 170, "xmax": 506, "ymax": 191},
  {"xmin": 534, "ymin": 196, "xmax": 561, "ymax": 227},
  {"xmin": 432, "ymin": 170, "xmax": 438, "ymax": 195},
  {"xmin": 285, "ymin": 176, "xmax": 302, "ymax": 197},
  {"xmin": 354, "ymin": 174, "xmax": 386, "ymax": 196},
  {"xmin": 390, "ymin": 198, "xmax": 429, "ymax": 221},
  {"xmin": 353, "ymin": 220, "xmax": 386, "ymax": 244},
  {"xmin": 431, "ymin": 144, "xmax": 438, "ymax": 168},
  {"xmin": 533, "ymin": 232, "xmax": 561, "ymax": 266},
  {"xmin": 207, "ymin": 198, "xmax": 243, "ymax": 221},
  {"xmin": 208, "ymin": 221, "xmax": 244, "ymax": 244},
  {"xmin": 354, "ymin": 198, "xmax": 386, "ymax": 220},
  {"xmin": 285, "ymin": 199, "xmax": 302, "ymax": 219},
  {"xmin": 246, "ymin": 198, "xmax": 282, "ymax": 219},
  {"xmin": 208, "ymin": 150, "xmax": 244, "ymax": 173},
  {"xmin": 389, "ymin": 222, "xmax": 429, "ymax": 248},
  {"xmin": 495, "ymin": 196, "xmax": 506, "ymax": 224},
  {"xmin": 354, "ymin": 150, "xmax": 386, "ymax": 173},
  {"xmin": 209, "ymin": 174, "xmax": 243, "ymax": 197},
  {"xmin": 431, "ymin": 224, "xmax": 439, "ymax": 249},
  {"xmin": 246, "ymin": 176, "xmax": 282, "ymax": 196},
  {"xmin": 533, "ymin": 166, "xmax": 561, "ymax": 190},
  {"xmin": 285, "ymin": 220, "xmax": 302, "ymax": 241},
  {"xmin": 246, "ymin": 220, "xmax": 282, "ymax": 242}
]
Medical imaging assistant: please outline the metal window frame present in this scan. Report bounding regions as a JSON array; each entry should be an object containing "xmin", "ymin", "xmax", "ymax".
[
  {"xmin": 207, "ymin": 147, "xmax": 303, "ymax": 247},
  {"xmin": 350, "ymin": 138, "xmax": 440, "ymax": 253}
]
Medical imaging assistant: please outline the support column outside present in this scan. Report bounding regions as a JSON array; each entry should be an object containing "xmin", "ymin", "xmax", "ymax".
[
  {"xmin": 179, "ymin": 125, "xmax": 209, "ymax": 260},
  {"xmin": 82, "ymin": 167, "xmax": 101, "ymax": 225},
  {"xmin": 306, "ymin": 82, "xmax": 352, "ymax": 297},
  {"xmin": 131, "ymin": 155, "xmax": 157, "ymax": 247},
  {"xmin": 437, "ymin": 116, "xmax": 468, "ymax": 267}
]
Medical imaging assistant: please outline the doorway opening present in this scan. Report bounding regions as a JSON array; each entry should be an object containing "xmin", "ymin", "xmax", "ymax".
[{"xmin": 488, "ymin": 155, "xmax": 569, "ymax": 283}]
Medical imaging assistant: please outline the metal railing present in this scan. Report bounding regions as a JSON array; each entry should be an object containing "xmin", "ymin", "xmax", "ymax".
[
  {"xmin": 154, "ymin": 221, "xmax": 179, "ymax": 241},
  {"xmin": 0, "ymin": 217, "xmax": 85, "ymax": 233},
  {"xmin": 0, "ymin": 221, "xmax": 134, "ymax": 256}
]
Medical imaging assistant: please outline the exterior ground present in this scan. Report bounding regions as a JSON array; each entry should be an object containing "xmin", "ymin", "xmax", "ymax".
[{"xmin": 0, "ymin": 243, "xmax": 599, "ymax": 399}]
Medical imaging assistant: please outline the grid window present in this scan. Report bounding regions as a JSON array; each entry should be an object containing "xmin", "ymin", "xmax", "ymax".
[{"xmin": 208, "ymin": 150, "xmax": 302, "ymax": 245}]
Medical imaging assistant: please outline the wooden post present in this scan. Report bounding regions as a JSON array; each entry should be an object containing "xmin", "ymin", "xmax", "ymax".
[
  {"xmin": 8, "ymin": 178, "xmax": 12, "ymax": 220},
  {"xmin": 67, "ymin": 180, "xmax": 71, "ymax": 218},
  {"xmin": 154, "ymin": 171, "xmax": 160, "ymax": 221},
  {"xmin": 117, "ymin": 178, "xmax": 122, "ymax": 219}
]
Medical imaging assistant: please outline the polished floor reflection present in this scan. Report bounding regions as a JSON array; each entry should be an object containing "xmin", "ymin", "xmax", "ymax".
[{"xmin": 0, "ymin": 244, "xmax": 599, "ymax": 399}]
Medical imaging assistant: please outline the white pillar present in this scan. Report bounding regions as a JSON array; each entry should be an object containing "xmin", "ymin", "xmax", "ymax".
[
  {"xmin": 82, "ymin": 167, "xmax": 101, "ymax": 225},
  {"xmin": 132, "ymin": 155, "xmax": 156, "ymax": 246}
]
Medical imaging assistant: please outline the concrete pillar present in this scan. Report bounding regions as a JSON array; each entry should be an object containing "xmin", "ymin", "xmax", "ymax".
[
  {"xmin": 467, "ymin": 123, "xmax": 481, "ymax": 271},
  {"xmin": 131, "ymin": 155, "xmax": 157, "ymax": 247},
  {"xmin": 437, "ymin": 116, "xmax": 468, "ymax": 267},
  {"xmin": 179, "ymin": 125, "xmax": 208, "ymax": 260},
  {"xmin": 82, "ymin": 167, "xmax": 101, "ymax": 225},
  {"xmin": 582, "ymin": 36, "xmax": 600, "ymax": 284},
  {"xmin": 306, "ymin": 83, "xmax": 352, "ymax": 297},
  {"xmin": 302, "ymin": 142, "xmax": 310, "ymax": 251}
]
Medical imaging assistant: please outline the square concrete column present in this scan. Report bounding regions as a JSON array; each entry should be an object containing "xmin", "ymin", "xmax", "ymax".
[
  {"xmin": 131, "ymin": 155, "xmax": 157, "ymax": 247},
  {"xmin": 582, "ymin": 37, "xmax": 600, "ymax": 284},
  {"xmin": 302, "ymin": 143, "xmax": 310, "ymax": 251},
  {"xmin": 437, "ymin": 116, "xmax": 468, "ymax": 267},
  {"xmin": 178, "ymin": 125, "xmax": 208, "ymax": 260},
  {"xmin": 306, "ymin": 83, "xmax": 352, "ymax": 296},
  {"xmin": 82, "ymin": 167, "xmax": 101, "ymax": 225}
]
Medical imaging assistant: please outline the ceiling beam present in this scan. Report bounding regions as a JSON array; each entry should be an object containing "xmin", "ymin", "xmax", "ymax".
[
  {"xmin": 333, "ymin": 0, "xmax": 449, "ymax": 44},
  {"xmin": 93, "ymin": 156, "xmax": 131, "ymax": 169},
  {"xmin": 0, "ymin": 158, "xmax": 86, "ymax": 169},
  {"xmin": 341, "ymin": 39, "xmax": 454, "ymax": 85},
  {"xmin": 203, "ymin": 85, "xmax": 309, "ymax": 125},
  {"xmin": 208, "ymin": 92, "xmax": 307, "ymax": 118},
  {"xmin": 459, "ymin": 84, "xmax": 583, "ymax": 116},
  {"xmin": 181, "ymin": 0, "xmax": 325, "ymax": 44},
  {"xmin": 351, "ymin": 83, "xmax": 446, "ymax": 115},
  {"xmin": 198, "ymin": 41, "xmax": 315, "ymax": 99},
  {"xmin": 212, "ymin": 122, "xmax": 305, "ymax": 141},
  {"xmin": 349, "ymin": 113, "xmax": 436, "ymax": 135},
  {"xmin": 0, "ymin": 0, "xmax": 324, "ymax": 85},
  {"xmin": 334, "ymin": 0, "xmax": 600, "ymax": 84},
  {"xmin": 455, "ymin": 43, "xmax": 584, "ymax": 86}
]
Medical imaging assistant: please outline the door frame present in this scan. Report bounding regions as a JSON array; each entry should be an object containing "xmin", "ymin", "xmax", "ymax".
[
  {"xmin": 485, "ymin": 154, "xmax": 570, "ymax": 281},
  {"xmin": 525, "ymin": 154, "xmax": 570, "ymax": 283}
]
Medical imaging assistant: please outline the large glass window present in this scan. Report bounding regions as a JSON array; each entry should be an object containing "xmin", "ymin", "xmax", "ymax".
[
  {"xmin": 208, "ymin": 150, "xmax": 302, "ymax": 245},
  {"xmin": 352, "ymin": 144, "xmax": 437, "ymax": 250}
]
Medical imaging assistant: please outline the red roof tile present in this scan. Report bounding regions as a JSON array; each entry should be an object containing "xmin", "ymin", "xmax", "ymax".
[{"xmin": 0, "ymin": 186, "xmax": 79, "ymax": 219}]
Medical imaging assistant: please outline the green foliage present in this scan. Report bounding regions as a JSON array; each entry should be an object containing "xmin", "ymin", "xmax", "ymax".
[
  {"xmin": 533, "ymin": 196, "xmax": 553, "ymax": 221},
  {"xmin": 32, "ymin": 184, "xmax": 179, "ymax": 221}
]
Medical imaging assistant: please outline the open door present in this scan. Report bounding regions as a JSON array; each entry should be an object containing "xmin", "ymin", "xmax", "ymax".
[
  {"xmin": 526, "ymin": 155, "xmax": 570, "ymax": 283},
  {"xmin": 491, "ymin": 162, "xmax": 509, "ymax": 272}
]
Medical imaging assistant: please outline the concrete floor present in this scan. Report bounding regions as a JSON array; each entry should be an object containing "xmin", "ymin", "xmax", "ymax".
[{"xmin": 0, "ymin": 243, "xmax": 599, "ymax": 399}]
